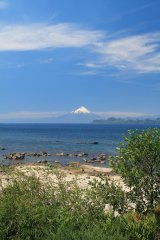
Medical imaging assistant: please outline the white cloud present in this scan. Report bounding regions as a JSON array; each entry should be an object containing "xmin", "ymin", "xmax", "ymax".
[
  {"xmin": 135, "ymin": 53, "xmax": 160, "ymax": 73},
  {"xmin": 0, "ymin": 1, "xmax": 9, "ymax": 9},
  {"xmin": 83, "ymin": 63, "xmax": 98, "ymax": 68},
  {"xmin": 93, "ymin": 33, "xmax": 160, "ymax": 73},
  {"xmin": 0, "ymin": 21, "xmax": 160, "ymax": 74},
  {"xmin": 0, "ymin": 23, "xmax": 104, "ymax": 51}
]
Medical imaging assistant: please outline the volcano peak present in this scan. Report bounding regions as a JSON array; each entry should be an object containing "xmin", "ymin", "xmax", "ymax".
[{"xmin": 71, "ymin": 106, "xmax": 91, "ymax": 114}]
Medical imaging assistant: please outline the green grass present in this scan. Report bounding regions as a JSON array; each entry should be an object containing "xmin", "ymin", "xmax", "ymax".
[{"xmin": 0, "ymin": 173, "xmax": 159, "ymax": 240}]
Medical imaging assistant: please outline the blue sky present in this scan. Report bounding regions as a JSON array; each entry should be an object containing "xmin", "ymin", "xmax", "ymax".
[{"xmin": 0, "ymin": 0, "xmax": 160, "ymax": 121}]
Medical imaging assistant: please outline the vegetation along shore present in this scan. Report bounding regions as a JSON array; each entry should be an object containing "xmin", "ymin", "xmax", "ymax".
[{"xmin": 0, "ymin": 128, "xmax": 160, "ymax": 240}]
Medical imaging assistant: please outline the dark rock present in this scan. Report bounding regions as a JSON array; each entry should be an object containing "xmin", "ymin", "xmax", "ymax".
[
  {"xmin": 25, "ymin": 152, "xmax": 32, "ymax": 156},
  {"xmin": 16, "ymin": 154, "xmax": 25, "ymax": 160},
  {"xmin": 78, "ymin": 153, "xmax": 89, "ymax": 157},
  {"xmin": 1, "ymin": 148, "xmax": 6, "ymax": 151},
  {"xmin": 55, "ymin": 160, "xmax": 60, "ymax": 163},
  {"xmin": 86, "ymin": 160, "xmax": 92, "ymax": 163},
  {"xmin": 78, "ymin": 142, "xmax": 99, "ymax": 145},
  {"xmin": 37, "ymin": 160, "xmax": 48, "ymax": 164},
  {"xmin": 26, "ymin": 152, "xmax": 48, "ymax": 157},
  {"xmin": 32, "ymin": 153, "xmax": 36, "ymax": 156},
  {"xmin": 99, "ymin": 154, "xmax": 106, "ymax": 160},
  {"xmin": 83, "ymin": 153, "xmax": 89, "ymax": 156},
  {"xmin": 39, "ymin": 151, "xmax": 48, "ymax": 156},
  {"xmin": 91, "ymin": 157, "xmax": 97, "ymax": 161},
  {"xmin": 21, "ymin": 152, "xmax": 26, "ymax": 156},
  {"xmin": 42, "ymin": 160, "xmax": 48, "ymax": 163},
  {"xmin": 5, "ymin": 152, "xmax": 25, "ymax": 160}
]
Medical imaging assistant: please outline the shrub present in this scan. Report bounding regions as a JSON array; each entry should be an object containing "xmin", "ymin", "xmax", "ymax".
[
  {"xmin": 110, "ymin": 128, "xmax": 160, "ymax": 213},
  {"xmin": 0, "ymin": 173, "xmax": 159, "ymax": 239}
]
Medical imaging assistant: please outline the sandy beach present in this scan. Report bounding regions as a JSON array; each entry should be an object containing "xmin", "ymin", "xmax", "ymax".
[{"xmin": 0, "ymin": 163, "xmax": 124, "ymax": 190}]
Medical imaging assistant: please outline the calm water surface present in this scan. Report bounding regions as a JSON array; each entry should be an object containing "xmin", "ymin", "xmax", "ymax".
[{"xmin": 0, "ymin": 124, "xmax": 159, "ymax": 165}]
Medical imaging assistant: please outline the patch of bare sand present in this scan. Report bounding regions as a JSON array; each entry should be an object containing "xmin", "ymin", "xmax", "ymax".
[{"xmin": 0, "ymin": 164, "xmax": 125, "ymax": 190}]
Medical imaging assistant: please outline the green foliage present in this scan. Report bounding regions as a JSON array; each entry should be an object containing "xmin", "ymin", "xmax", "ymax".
[
  {"xmin": 0, "ymin": 174, "xmax": 159, "ymax": 240},
  {"xmin": 88, "ymin": 177, "xmax": 128, "ymax": 214},
  {"xmin": 121, "ymin": 212, "xmax": 158, "ymax": 240},
  {"xmin": 110, "ymin": 128, "xmax": 160, "ymax": 213},
  {"xmin": 0, "ymin": 128, "xmax": 160, "ymax": 239}
]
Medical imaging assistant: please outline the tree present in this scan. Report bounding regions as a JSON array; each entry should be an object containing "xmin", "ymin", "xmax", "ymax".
[{"xmin": 110, "ymin": 128, "xmax": 160, "ymax": 213}]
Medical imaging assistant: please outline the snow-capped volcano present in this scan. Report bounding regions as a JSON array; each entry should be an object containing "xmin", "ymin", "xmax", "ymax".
[
  {"xmin": 48, "ymin": 106, "xmax": 101, "ymax": 123},
  {"xmin": 71, "ymin": 106, "xmax": 91, "ymax": 114}
]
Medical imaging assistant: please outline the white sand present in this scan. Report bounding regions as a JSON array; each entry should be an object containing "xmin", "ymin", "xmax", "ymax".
[{"xmin": 0, "ymin": 164, "xmax": 125, "ymax": 190}]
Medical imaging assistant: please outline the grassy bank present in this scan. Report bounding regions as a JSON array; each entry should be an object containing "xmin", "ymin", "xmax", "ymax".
[{"xmin": 0, "ymin": 165, "xmax": 159, "ymax": 240}]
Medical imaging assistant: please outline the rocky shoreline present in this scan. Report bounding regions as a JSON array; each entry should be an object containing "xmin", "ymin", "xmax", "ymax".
[{"xmin": 3, "ymin": 150, "xmax": 109, "ymax": 165}]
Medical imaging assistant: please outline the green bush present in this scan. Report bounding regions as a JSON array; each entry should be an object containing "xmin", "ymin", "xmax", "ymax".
[
  {"xmin": 0, "ymin": 174, "xmax": 159, "ymax": 240},
  {"xmin": 88, "ymin": 177, "xmax": 129, "ymax": 214},
  {"xmin": 110, "ymin": 128, "xmax": 160, "ymax": 213}
]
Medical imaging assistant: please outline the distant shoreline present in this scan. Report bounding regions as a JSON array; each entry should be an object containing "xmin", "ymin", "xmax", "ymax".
[{"xmin": 92, "ymin": 118, "xmax": 160, "ymax": 125}]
